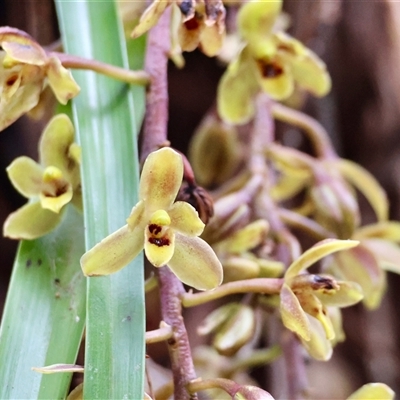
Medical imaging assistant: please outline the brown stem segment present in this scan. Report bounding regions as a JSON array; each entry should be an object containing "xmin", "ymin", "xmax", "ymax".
[
  {"xmin": 158, "ymin": 267, "xmax": 199, "ymax": 400},
  {"xmin": 141, "ymin": 8, "xmax": 171, "ymax": 162},
  {"xmin": 54, "ymin": 52, "xmax": 150, "ymax": 85}
]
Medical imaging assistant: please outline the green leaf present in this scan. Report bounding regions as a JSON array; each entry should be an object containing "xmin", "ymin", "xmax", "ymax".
[
  {"xmin": 0, "ymin": 206, "xmax": 85, "ymax": 399},
  {"xmin": 56, "ymin": 1, "xmax": 146, "ymax": 398}
]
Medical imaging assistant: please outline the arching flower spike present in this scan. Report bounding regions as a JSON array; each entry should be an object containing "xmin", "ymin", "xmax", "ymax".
[{"xmin": 81, "ymin": 147, "xmax": 223, "ymax": 291}]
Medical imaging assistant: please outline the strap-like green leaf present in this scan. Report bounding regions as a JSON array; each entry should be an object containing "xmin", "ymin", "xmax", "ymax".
[
  {"xmin": 0, "ymin": 206, "xmax": 85, "ymax": 399},
  {"xmin": 56, "ymin": 0, "xmax": 146, "ymax": 398}
]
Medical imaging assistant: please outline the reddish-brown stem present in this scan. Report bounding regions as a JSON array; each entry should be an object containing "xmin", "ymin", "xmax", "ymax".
[
  {"xmin": 141, "ymin": 8, "xmax": 171, "ymax": 163},
  {"xmin": 158, "ymin": 267, "xmax": 198, "ymax": 400},
  {"xmin": 141, "ymin": 9, "xmax": 198, "ymax": 400}
]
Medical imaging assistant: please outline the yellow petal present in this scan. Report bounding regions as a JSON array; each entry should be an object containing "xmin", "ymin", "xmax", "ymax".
[
  {"xmin": 217, "ymin": 48, "xmax": 259, "ymax": 124},
  {"xmin": 335, "ymin": 158, "xmax": 389, "ymax": 222},
  {"xmin": 213, "ymin": 305, "xmax": 255, "ymax": 356},
  {"xmin": 275, "ymin": 32, "xmax": 331, "ymax": 97},
  {"xmin": 237, "ymin": 0, "xmax": 282, "ymax": 45},
  {"xmin": 188, "ymin": 115, "xmax": 240, "ymax": 187},
  {"xmin": 46, "ymin": 56, "xmax": 80, "ymax": 105},
  {"xmin": 198, "ymin": 303, "xmax": 238, "ymax": 335},
  {"xmin": 222, "ymin": 256, "xmax": 260, "ymax": 282},
  {"xmin": 300, "ymin": 314, "xmax": 333, "ymax": 361},
  {"xmin": 297, "ymin": 291, "xmax": 335, "ymax": 340},
  {"xmin": 126, "ymin": 200, "xmax": 147, "ymax": 229},
  {"xmin": 217, "ymin": 219, "xmax": 269, "ymax": 254},
  {"xmin": 39, "ymin": 114, "xmax": 77, "ymax": 176},
  {"xmin": 0, "ymin": 62, "xmax": 44, "ymax": 131},
  {"xmin": 347, "ymin": 383, "xmax": 395, "ymax": 400},
  {"xmin": 200, "ymin": 24, "xmax": 225, "ymax": 57},
  {"xmin": 255, "ymin": 57, "xmax": 294, "ymax": 100},
  {"xmin": 40, "ymin": 184, "xmax": 73, "ymax": 213},
  {"xmin": 0, "ymin": 27, "xmax": 47, "ymax": 65},
  {"xmin": 285, "ymin": 238, "xmax": 359, "ymax": 280},
  {"xmin": 314, "ymin": 280, "xmax": 363, "ymax": 307},
  {"xmin": 130, "ymin": 0, "xmax": 170, "ymax": 39},
  {"xmin": 328, "ymin": 246, "xmax": 386, "ymax": 309},
  {"xmin": 178, "ymin": 14, "xmax": 203, "ymax": 52},
  {"xmin": 3, "ymin": 201, "xmax": 63, "ymax": 240},
  {"xmin": 139, "ymin": 148, "xmax": 183, "ymax": 212},
  {"xmin": 168, "ymin": 233, "xmax": 223, "ymax": 290},
  {"xmin": 362, "ymin": 238, "xmax": 400, "ymax": 275},
  {"xmin": 280, "ymin": 283, "xmax": 310, "ymax": 341},
  {"xmin": 81, "ymin": 224, "xmax": 145, "ymax": 276},
  {"xmin": 353, "ymin": 221, "xmax": 400, "ymax": 241},
  {"xmin": 6, "ymin": 156, "xmax": 43, "ymax": 198},
  {"xmin": 144, "ymin": 227, "xmax": 175, "ymax": 267},
  {"xmin": 2, "ymin": 40, "xmax": 46, "ymax": 67},
  {"xmin": 168, "ymin": 201, "xmax": 205, "ymax": 236}
]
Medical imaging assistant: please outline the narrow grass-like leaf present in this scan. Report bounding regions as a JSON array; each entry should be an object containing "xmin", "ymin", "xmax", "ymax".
[
  {"xmin": 56, "ymin": 1, "xmax": 146, "ymax": 398},
  {"xmin": 0, "ymin": 205, "xmax": 85, "ymax": 399}
]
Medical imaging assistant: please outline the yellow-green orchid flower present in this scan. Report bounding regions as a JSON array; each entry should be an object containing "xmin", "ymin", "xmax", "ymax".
[
  {"xmin": 0, "ymin": 27, "xmax": 80, "ymax": 131},
  {"xmin": 280, "ymin": 239, "xmax": 363, "ymax": 360},
  {"xmin": 347, "ymin": 383, "xmax": 395, "ymax": 400},
  {"xmin": 217, "ymin": 0, "xmax": 331, "ymax": 124},
  {"xmin": 81, "ymin": 147, "xmax": 223, "ymax": 291},
  {"xmin": 3, "ymin": 114, "xmax": 81, "ymax": 240}
]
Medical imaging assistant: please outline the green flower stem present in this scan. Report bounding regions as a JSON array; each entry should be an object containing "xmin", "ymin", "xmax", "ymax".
[
  {"xmin": 145, "ymin": 322, "xmax": 173, "ymax": 344},
  {"xmin": 225, "ymin": 346, "xmax": 282, "ymax": 376},
  {"xmin": 181, "ymin": 278, "xmax": 283, "ymax": 308},
  {"xmin": 271, "ymin": 101, "xmax": 336, "ymax": 159},
  {"xmin": 54, "ymin": 52, "xmax": 150, "ymax": 85}
]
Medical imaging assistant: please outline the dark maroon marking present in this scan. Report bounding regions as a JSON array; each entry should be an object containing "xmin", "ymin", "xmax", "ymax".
[
  {"xmin": 26, "ymin": 259, "xmax": 32, "ymax": 268},
  {"xmin": 184, "ymin": 17, "xmax": 200, "ymax": 31},
  {"xmin": 149, "ymin": 237, "xmax": 170, "ymax": 247},
  {"xmin": 37, "ymin": 259, "xmax": 42, "ymax": 266},
  {"xmin": 148, "ymin": 224, "xmax": 162, "ymax": 235},
  {"xmin": 54, "ymin": 278, "xmax": 60, "ymax": 285},
  {"xmin": 6, "ymin": 75, "xmax": 18, "ymax": 86},
  {"xmin": 258, "ymin": 61, "xmax": 284, "ymax": 78}
]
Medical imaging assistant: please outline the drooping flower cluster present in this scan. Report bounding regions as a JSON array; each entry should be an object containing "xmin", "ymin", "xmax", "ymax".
[
  {"xmin": 0, "ymin": 27, "xmax": 80, "ymax": 131},
  {"xmin": 217, "ymin": 0, "xmax": 331, "ymax": 124},
  {"xmin": 128, "ymin": 0, "xmax": 225, "ymax": 66},
  {"xmin": 3, "ymin": 114, "xmax": 81, "ymax": 240},
  {"xmin": 81, "ymin": 147, "xmax": 223, "ymax": 291}
]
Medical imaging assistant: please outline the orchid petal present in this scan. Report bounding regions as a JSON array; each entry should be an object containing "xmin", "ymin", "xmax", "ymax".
[
  {"xmin": 217, "ymin": 219, "xmax": 269, "ymax": 254},
  {"xmin": 238, "ymin": 0, "xmax": 282, "ymax": 47},
  {"xmin": 139, "ymin": 147, "xmax": 183, "ymax": 212},
  {"xmin": 362, "ymin": 238, "xmax": 400, "ymax": 275},
  {"xmin": 39, "ymin": 114, "xmax": 77, "ymax": 176},
  {"xmin": 280, "ymin": 283, "xmax": 310, "ymax": 341},
  {"xmin": 144, "ymin": 227, "xmax": 175, "ymax": 267},
  {"xmin": 2, "ymin": 41, "xmax": 46, "ymax": 66},
  {"xmin": 3, "ymin": 201, "xmax": 63, "ymax": 240},
  {"xmin": 285, "ymin": 238, "xmax": 359, "ymax": 280},
  {"xmin": 81, "ymin": 224, "xmax": 144, "ymax": 276},
  {"xmin": 130, "ymin": 0, "xmax": 170, "ymax": 39},
  {"xmin": 178, "ymin": 15, "xmax": 203, "ymax": 52},
  {"xmin": 217, "ymin": 48, "xmax": 259, "ymax": 124},
  {"xmin": 6, "ymin": 156, "xmax": 43, "ymax": 198},
  {"xmin": 300, "ymin": 315, "xmax": 333, "ymax": 361},
  {"xmin": 328, "ymin": 246, "xmax": 386, "ymax": 309},
  {"xmin": 39, "ymin": 184, "xmax": 73, "ymax": 213},
  {"xmin": 0, "ymin": 62, "xmax": 43, "ymax": 131},
  {"xmin": 46, "ymin": 56, "xmax": 80, "ymax": 105},
  {"xmin": 126, "ymin": 200, "xmax": 147, "ymax": 229},
  {"xmin": 297, "ymin": 291, "xmax": 335, "ymax": 340},
  {"xmin": 168, "ymin": 233, "xmax": 223, "ymax": 290},
  {"xmin": 353, "ymin": 222, "xmax": 400, "ymax": 241},
  {"xmin": 314, "ymin": 280, "xmax": 363, "ymax": 307},
  {"xmin": 347, "ymin": 383, "xmax": 395, "ymax": 400},
  {"xmin": 169, "ymin": 201, "xmax": 205, "ymax": 236},
  {"xmin": 256, "ymin": 58, "xmax": 294, "ymax": 100}
]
